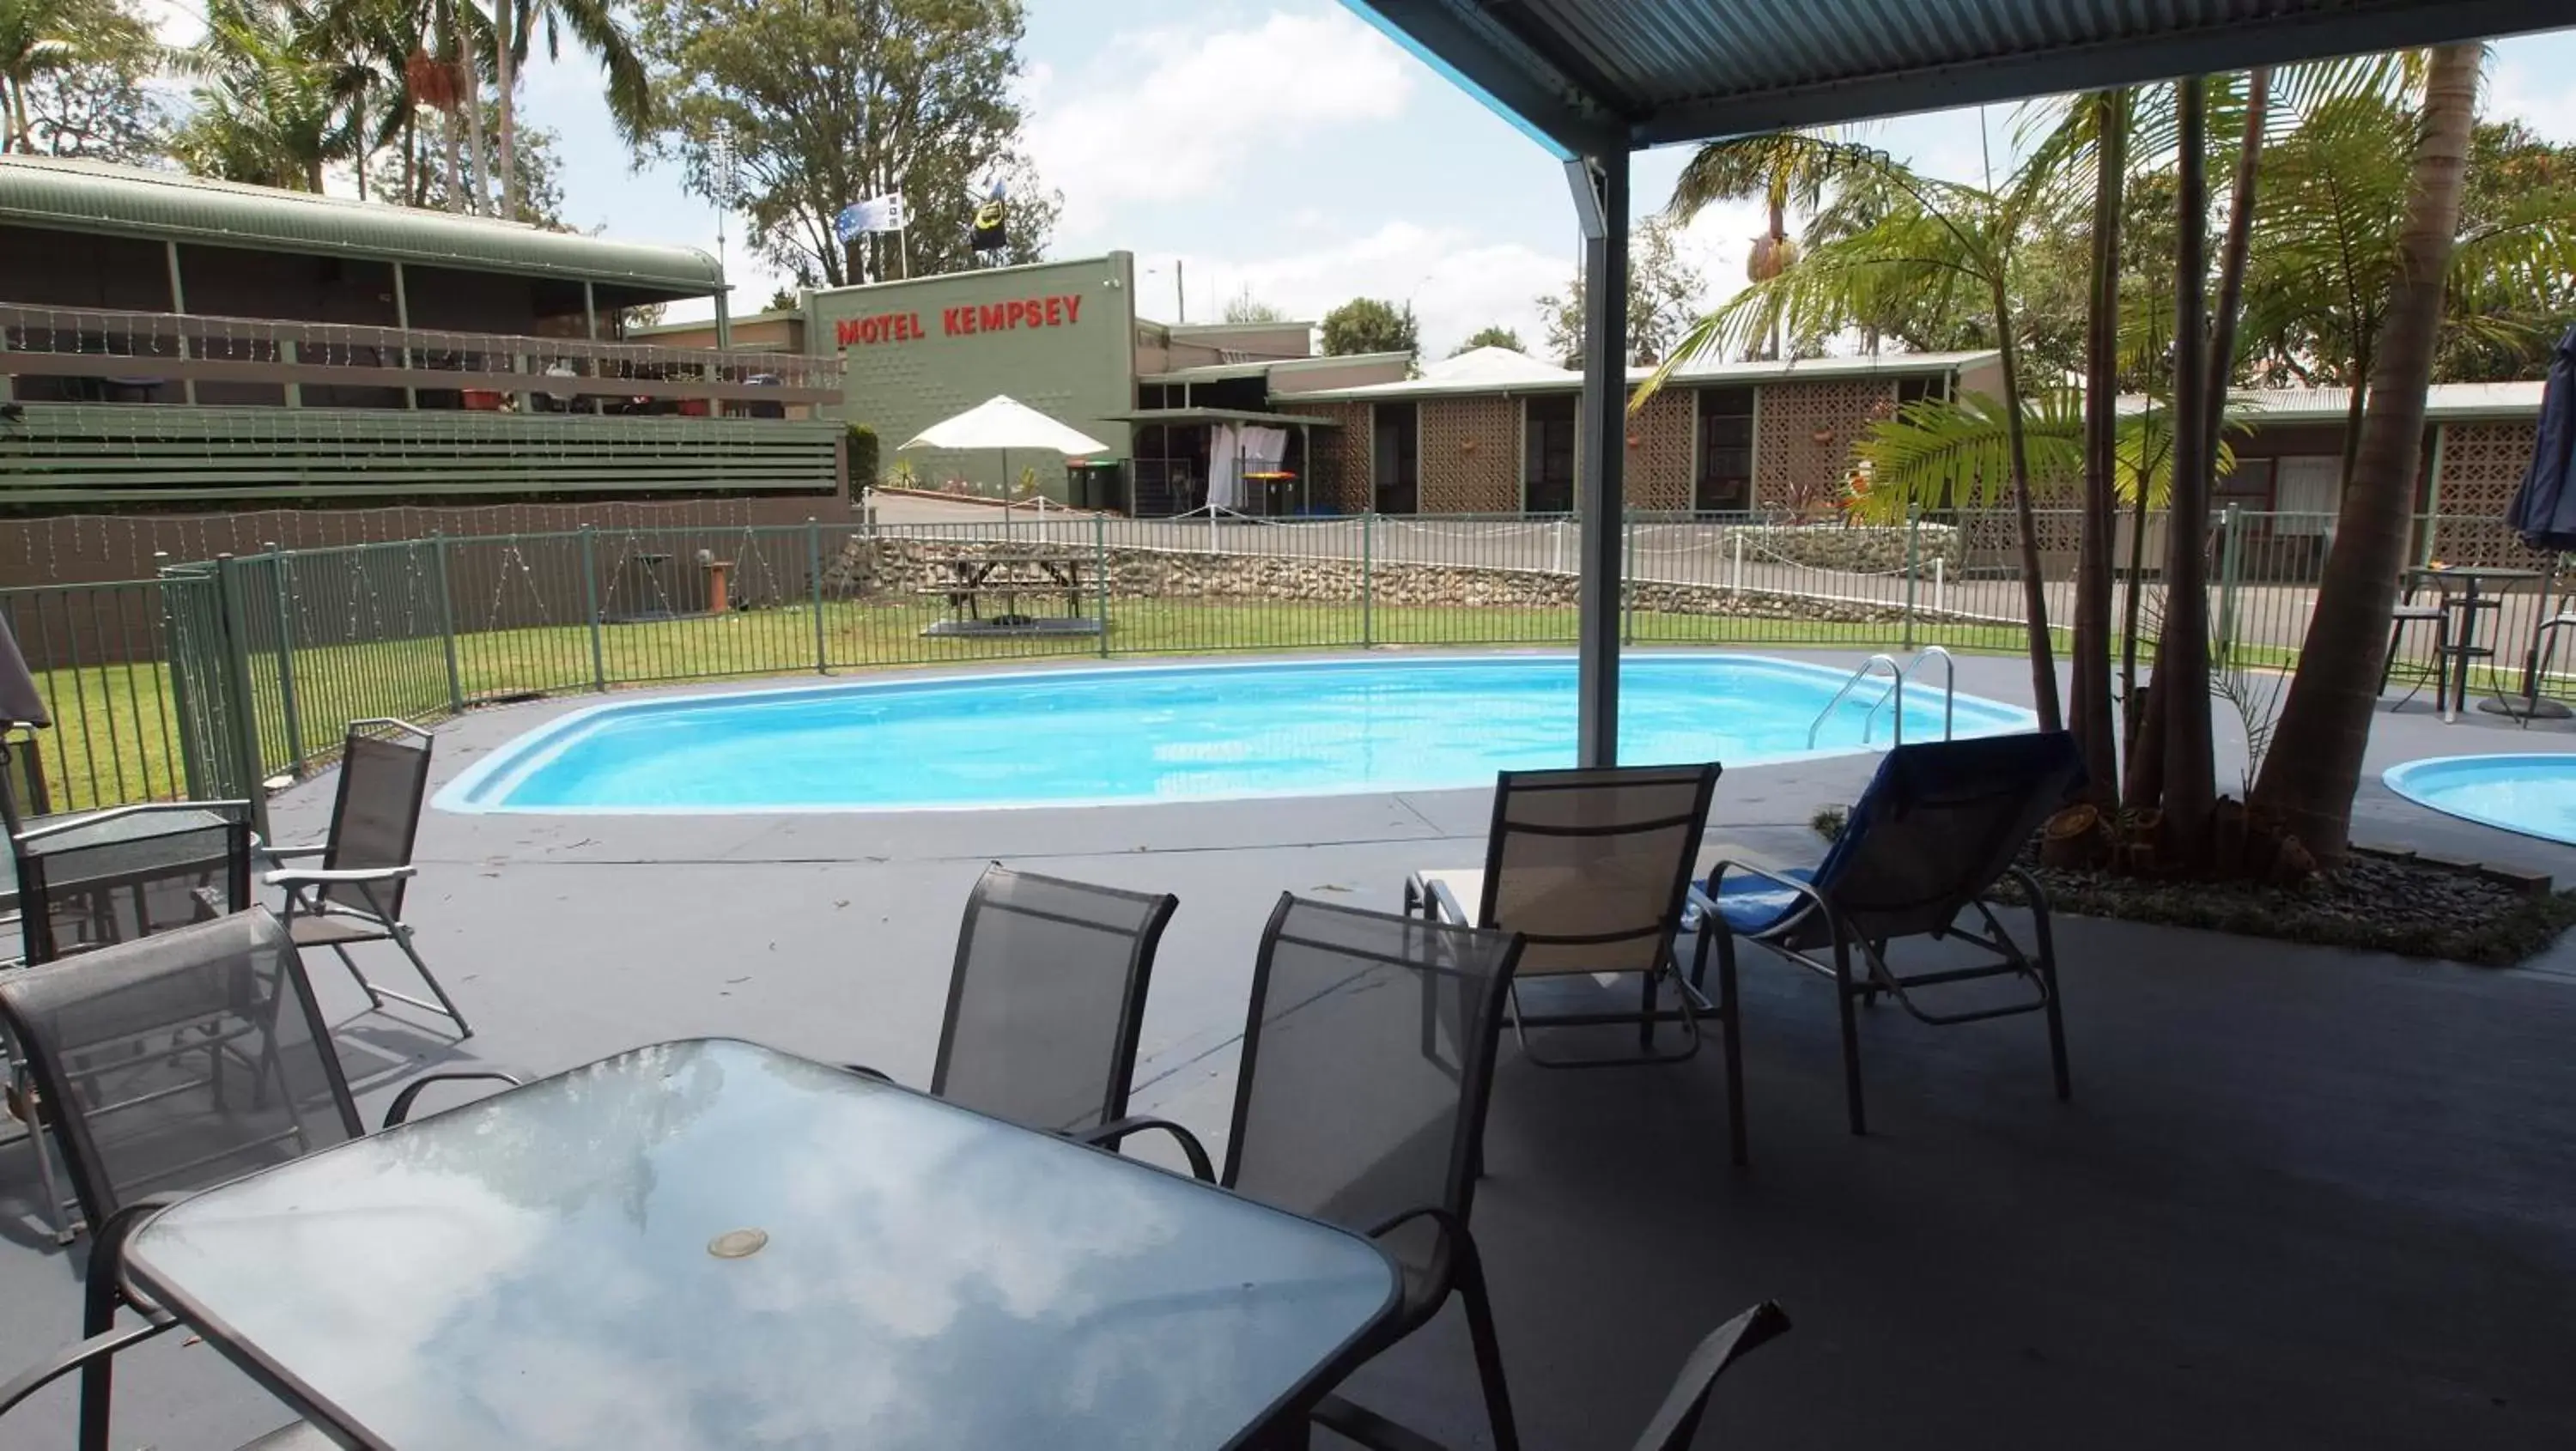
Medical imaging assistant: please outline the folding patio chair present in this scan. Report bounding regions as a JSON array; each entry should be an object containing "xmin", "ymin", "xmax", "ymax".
[
  {"xmin": 263, "ymin": 719, "xmax": 472, "ymax": 1038},
  {"xmin": 925, "ymin": 864, "xmax": 1183, "ymax": 1142},
  {"xmin": 0, "ymin": 906, "xmax": 516, "ymax": 1240},
  {"xmin": 1403, "ymin": 763, "xmax": 1743, "ymax": 1159},
  {"xmin": 1692, "ymin": 732, "xmax": 2081, "ymax": 1137},
  {"xmin": 0, "ymin": 1192, "xmax": 331, "ymax": 1451},
  {"xmin": 1091, "ymin": 894, "xmax": 1527, "ymax": 1451}
]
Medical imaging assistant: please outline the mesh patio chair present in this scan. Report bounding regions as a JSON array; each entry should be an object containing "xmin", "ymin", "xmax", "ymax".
[
  {"xmin": 0, "ymin": 906, "xmax": 516, "ymax": 1240},
  {"xmin": 927, "ymin": 864, "xmax": 1184, "ymax": 1143},
  {"xmin": 0, "ymin": 1192, "xmax": 332, "ymax": 1451},
  {"xmin": 13, "ymin": 800, "xmax": 254, "ymax": 965},
  {"xmin": 1403, "ymin": 763, "xmax": 1742, "ymax": 1159},
  {"xmin": 263, "ymin": 719, "xmax": 471, "ymax": 1038},
  {"xmin": 1692, "ymin": 732, "xmax": 2082, "ymax": 1138},
  {"xmin": 1091, "ymin": 894, "xmax": 1527, "ymax": 1451}
]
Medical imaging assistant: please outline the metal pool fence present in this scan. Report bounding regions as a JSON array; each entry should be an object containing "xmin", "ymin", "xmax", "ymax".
[{"xmin": 3, "ymin": 506, "xmax": 2561, "ymax": 827}]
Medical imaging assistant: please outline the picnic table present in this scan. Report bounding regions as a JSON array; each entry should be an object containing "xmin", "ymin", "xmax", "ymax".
[
  {"xmin": 925, "ymin": 549, "xmax": 1091, "ymax": 623},
  {"xmin": 120, "ymin": 1038, "xmax": 1400, "ymax": 1451}
]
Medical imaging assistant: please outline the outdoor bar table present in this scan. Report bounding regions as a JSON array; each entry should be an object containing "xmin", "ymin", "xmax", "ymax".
[
  {"xmin": 2, "ymin": 803, "xmax": 251, "ymax": 960},
  {"xmin": 119, "ymin": 1037, "xmax": 1400, "ymax": 1451},
  {"xmin": 2402, "ymin": 565, "xmax": 2548, "ymax": 721}
]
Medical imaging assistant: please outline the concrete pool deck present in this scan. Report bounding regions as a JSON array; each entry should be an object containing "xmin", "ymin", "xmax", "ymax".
[{"xmin": 4, "ymin": 646, "xmax": 2575, "ymax": 1448}]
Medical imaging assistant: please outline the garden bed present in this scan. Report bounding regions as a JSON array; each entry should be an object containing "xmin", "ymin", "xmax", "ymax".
[{"xmin": 2004, "ymin": 848, "xmax": 2576, "ymax": 967}]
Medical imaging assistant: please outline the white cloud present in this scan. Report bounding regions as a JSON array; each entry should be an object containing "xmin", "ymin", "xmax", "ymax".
[
  {"xmin": 1024, "ymin": 8, "xmax": 1414, "ymax": 240},
  {"xmin": 2488, "ymin": 53, "xmax": 2576, "ymax": 145},
  {"xmin": 1162, "ymin": 220, "xmax": 1565, "ymax": 357}
]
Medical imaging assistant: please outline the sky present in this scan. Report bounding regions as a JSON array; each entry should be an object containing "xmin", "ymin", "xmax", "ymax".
[{"xmin": 146, "ymin": 3, "xmax": 2576, "ymax": 353}]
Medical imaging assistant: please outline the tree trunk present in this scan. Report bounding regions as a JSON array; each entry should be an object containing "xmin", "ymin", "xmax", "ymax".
[
  {"xmin": 443, "ymin": 108, "xmax": 462, "ymax": 211},
  {"xmin": 495, "ymin": 0, "xmax": 515, "ymax": 218},
  {"xmin": 2070, "ymin": 89, "xmax": 2128, "ymax": 805},
  {"xmin": 463, "ymin": 65, "xmax": 489, "ymax": 216},
  {"xmin": 1992, "ymin": 272, "xmax": 2064, "ymax": 732},
  {"xmin": 2336, "ymin": 361, "xmax": 2369, "ymax": 492},
  {"xmin": 2158, "ymin": 76, "xmax": 2218, "ymax": 862},
  {"xmin": 2204, "ymin": 70, "xmax": 2268, "ymax": 472},
  {"xmin": 2253, "ymin": 43, "xmax": 2482, "ymax": 865}
]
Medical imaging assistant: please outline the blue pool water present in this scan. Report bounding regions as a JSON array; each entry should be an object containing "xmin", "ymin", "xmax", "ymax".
[
  {"xmin": 2383, "ymin": 754, "xmax": 2576, "ymax": 847},
  {"xmin": 436, "ymin": 654, "xmax": 2037, "ymax": 814}
]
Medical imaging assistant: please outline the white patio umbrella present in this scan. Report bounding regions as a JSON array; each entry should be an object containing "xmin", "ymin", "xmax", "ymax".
[{"xmin": 896, "ymin": 395, "xmax": 1109, "ymax": 510}]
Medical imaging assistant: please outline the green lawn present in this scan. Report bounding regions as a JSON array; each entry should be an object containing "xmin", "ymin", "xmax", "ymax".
[{"xmin": 22, "ymin": 594, "xmax": 2535, "ymax": 815}]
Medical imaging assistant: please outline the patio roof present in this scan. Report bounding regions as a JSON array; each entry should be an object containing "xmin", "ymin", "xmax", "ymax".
[
  {"xmin": 1286, "ymin": 346, "xmax": 2000, "ymax": 402},
  {"xmin": 1341, "ymin": 0, "xmax": 2572, "ymax": 157},
  {"xmin": 1102, "ymin": 407, "xmax": 1343, "ymax": 428}
]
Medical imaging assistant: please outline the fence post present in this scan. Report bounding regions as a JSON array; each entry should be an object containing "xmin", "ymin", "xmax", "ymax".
[
  {"xmin": 578, "ymin": 525, "xmax": 606, "ymax": 692},
  {"xmin": 428, "ymin": 532, "xmax": 465, "ymax": 713},
  {"xmin": 1729, "ymin": 530, "xmax": 1743, "ymax": 594},
  {"xmin": 1621, "ymin": 510, "xmax": 1637, "ymax": 646},
  {"xmin": 1093, "ymin": 510, "xmax": 1112, "ymax": 659},
  {"xmin": 211, "ymin": 555, "xmax": 271, "ymax": 842},
  {"xmin": 808, "ymin": 517, "xmax": 829, "ymax": 674},
  {"xmin": 1902, "ymin": 506, "xmax": 1921, "ymax": 653},
  {"xmin": 1361, "ymin": 512, "xmax": 1376, "ymax": 648},
  {"xmin": 158, "ymin": 561, "xmax": 211, "ymax": 802},
  {"xmin": 2215, "ymin": 503, "xmax": 2244, "ymax": 668},
  {"xmin": 267, "ymin": 545, "xmax": 306, "ymax": 774},
  {"xmin": 1933, "ymin": 556, "xmax": 1946, "ymax": 618}
]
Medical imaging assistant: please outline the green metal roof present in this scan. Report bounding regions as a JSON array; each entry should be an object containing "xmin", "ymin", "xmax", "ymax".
[{"xmin": 0, "ymin": 156, "xmax": 724, "ymax": 295}]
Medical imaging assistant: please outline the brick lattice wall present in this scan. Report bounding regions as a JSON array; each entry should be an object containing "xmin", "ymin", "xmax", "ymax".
[
  {"xmin": 2429, "ymin": 422, "xmax": 2548, "ymax": 567},
  {"xmin": 1755, "ymin": 380, "xmax": 1892, "ymax": 511},
  {"xmin": 1420, "ymin": 396, "xmax": 1522, "ymax": 513},
  {"xmin": 1629, "ymin": 389, "xmax": 1696, "ymax": 511},
  {"xmin": 1301, "ymin": 402, "xmax": 1374, "ymax": 513}
]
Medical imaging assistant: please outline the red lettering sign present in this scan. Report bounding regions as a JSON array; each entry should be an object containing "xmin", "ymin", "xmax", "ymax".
[{"xmin": 836, "ymin": 294, "xmax": 1087, "ymax": 349}]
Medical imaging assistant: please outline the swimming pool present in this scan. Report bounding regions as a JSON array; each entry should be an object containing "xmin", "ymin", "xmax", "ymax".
[
  {"xmin": 436, "ymin": 653, "xmax": 2038, "ymax": 814},
  {"xmin": 2382, "ymin": 754, "xmax": 2576, "ymax": 847}
]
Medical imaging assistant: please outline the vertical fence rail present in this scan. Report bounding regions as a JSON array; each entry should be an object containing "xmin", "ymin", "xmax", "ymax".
[{"xmin": 12, "ymin": 507, "xmax": 2574, "ymax": 818}]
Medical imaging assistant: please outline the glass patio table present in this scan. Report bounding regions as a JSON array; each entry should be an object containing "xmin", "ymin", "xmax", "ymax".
[{"xmin": 120, "ymin": 1037, "xmax": 1400, "ymax": 1451}]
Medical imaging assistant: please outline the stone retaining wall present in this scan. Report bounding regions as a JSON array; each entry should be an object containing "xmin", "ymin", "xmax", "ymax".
[
  {"xmin": 1716, "ymin": 523, "xmax": 1960, "ymax": 575},
  {"xmin": 829, "ymin": 536, "xmax": 1982, "ymax": 628}
]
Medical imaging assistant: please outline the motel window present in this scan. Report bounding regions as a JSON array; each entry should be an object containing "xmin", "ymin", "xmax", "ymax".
[
  {"xmin": 1697, "ymin": 387, "xmax": 1753, "ymax": 513},
  {"xmin": 1895, "ymin": 373, "xmax": 1950, "ymax": 410},
  {"xmin": 1373, "ymin": 401, "xmax": 1419, "ymax": 514},
  {"xmin": 1524, "ymin": 394, "xmax": 1577, "ymax": 514}
]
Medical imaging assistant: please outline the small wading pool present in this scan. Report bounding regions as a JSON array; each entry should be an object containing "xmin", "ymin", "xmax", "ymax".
[
  {"xmin": 436, "ymin": 653, "xmax": 2037, "ymax": 815},
  {"xmin": 2382, "ymin": 753, "xmax": 2576, "ymax": 847}
]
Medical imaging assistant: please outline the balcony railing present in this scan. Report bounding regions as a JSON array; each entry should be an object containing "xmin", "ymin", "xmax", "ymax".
[{"xmin": 0, "ymin": 303, "xmax": 843, "ymax": 417}]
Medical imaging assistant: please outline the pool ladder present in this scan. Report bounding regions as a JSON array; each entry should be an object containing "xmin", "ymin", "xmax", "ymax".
[{"xmin": 1807, "ymin": 647, "xmax": 1956, "ymax": 750}]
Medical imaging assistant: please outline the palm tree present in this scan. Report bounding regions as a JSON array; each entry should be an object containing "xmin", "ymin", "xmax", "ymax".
[
  {"xmin": 494, "ymin": 0, "xmax": 645, "ymax": 218},
  {"xmin": 171, "ymin": 0, "xmax": 361, "ymax": 191},
  {"xmin": 1667, "ymin": 132, "xmax": 1844, "ymax": 359},
  {"xmin": 2252, "ymin": 43, "xmax": 2486, "ymax": 866},
  {"xmin": 1, "ymin": 0, "xmax": 146, "ymax": 151},
  {"xmin": 1644, "ymin": 137, "xmax": 2067, "ymax": 731}
]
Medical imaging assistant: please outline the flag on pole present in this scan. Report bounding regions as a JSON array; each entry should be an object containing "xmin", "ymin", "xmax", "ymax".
[
  {"xmin": 970, "ymin": 181, "xmax": 1008, "ymax": 253},
  {"xmin": 834, "ymin": 194, "xmax": 909, "ymax": 242}
]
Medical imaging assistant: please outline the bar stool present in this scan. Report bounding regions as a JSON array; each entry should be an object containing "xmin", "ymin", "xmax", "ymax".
[{"xmin": 2382, "ymin": 590, "xmax": 2450, "ymax": 707}]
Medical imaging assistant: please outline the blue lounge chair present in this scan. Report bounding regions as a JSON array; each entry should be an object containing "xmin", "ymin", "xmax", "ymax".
[{"xmin": 1691, "ymin": 732, "xmax": 2081, "ymax": 1138}]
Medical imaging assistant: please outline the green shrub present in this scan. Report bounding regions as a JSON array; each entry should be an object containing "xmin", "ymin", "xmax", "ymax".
[{"xmin": 846, "ymin": 423, "xmax": 880, "ymax": 489}]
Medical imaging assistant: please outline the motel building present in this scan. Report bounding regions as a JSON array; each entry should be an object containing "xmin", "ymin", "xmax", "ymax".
[{"xmin": 641, "ymin": 251, "xmax": 2548, "ymax": 564}]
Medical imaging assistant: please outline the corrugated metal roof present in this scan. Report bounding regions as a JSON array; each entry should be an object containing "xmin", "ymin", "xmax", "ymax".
[
  {"xmin": 0, "ymin": 156, "xmax": 724, "ymax": 294},
  {"xmin": 2114, "ymin": 381, "xmax": 2544, "ymax": 421},
  {"xmin": 1289, "ymin": 346, "xmax": 1995, "ymax": 402},
  {"xmin": 1348, "ymin": 0, "xmax": 2566, "ymax": 155}
]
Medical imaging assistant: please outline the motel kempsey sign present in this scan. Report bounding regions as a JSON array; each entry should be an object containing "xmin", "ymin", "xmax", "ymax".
[{"xmin": 835, "ymin": 292, "xmax": 1087, "ymax": 348}]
